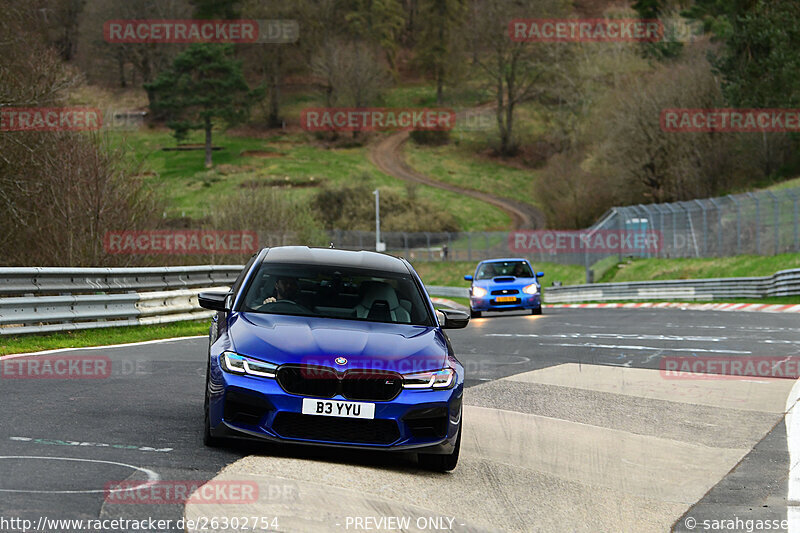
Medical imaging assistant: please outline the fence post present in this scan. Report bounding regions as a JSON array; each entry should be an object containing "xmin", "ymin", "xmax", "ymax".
[
  {"xmin": 728, "ymin": 195, "xmax": 741, "ymax": 255},
  {"xmin": 746, "ymin": 193, "xmax": 761, "ymax": 255},
  {"xmin": 467, "ymin": 233, "xmax": 472, "ymax": 261},
  {"xmin": 665, "ymin": 203, "xmax": 679, "ymax": 256},
  {"xmin": 766, "ymin": 191, "xmax": 780, "ymax": 254},
  {"xmin": 789, "ymin": 190, "xmax": 800, "ymax": 251},
  {"xmin": 425, "ymin": 233, "xmax": 431, "ymax": 260},
  {"xmin": 708, "ymin": 197, "xmax": 723, "ymax": 257},
  {"xmin": 403, "ymin": 233, "xmax": 409, "ymax": 257},
  {"xmin": 694, "ymin": 199, "xmax": 708, "ymax": 255}
]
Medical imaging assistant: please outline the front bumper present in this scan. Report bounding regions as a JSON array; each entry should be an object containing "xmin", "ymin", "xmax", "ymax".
[
  {"xmin": 470, "ymin": 293, "xmax": 540, "ymax": 312},
  {"xmin": 207, "ymin": 362, "xmax": 463, "ymax": 455}
]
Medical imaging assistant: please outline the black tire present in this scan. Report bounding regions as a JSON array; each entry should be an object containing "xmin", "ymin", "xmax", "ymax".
[
  {"xmin": 203, "ymin": 362, "xmax": 223, "ymax": 448},
  {"xmin": 531, "ymin": 306, "xmax": 542, "ymax": 315},
  {"xmin": 469, "ymin": 308, "xmax": 482, "ymax": 319},
  {"xmin": 418, "ymin": 424, "xmax": 461, "ymax": 472}
]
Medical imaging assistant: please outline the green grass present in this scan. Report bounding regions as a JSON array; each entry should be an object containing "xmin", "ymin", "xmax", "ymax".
[
  {"xmin": 766, "ymin": 176, "xmax": 800, "ymax": 191},
  {"xmin": 601, "ymin": 253, "xmax": 800, "ymax": 283},
  {"xmin": 109, "ymin": 127, "xmax": 510, "ymax": 230},
  {"xmin": 405, "ymin": 142, "xmax": 540, "ymax": 209},
  {"xmin": 411, "ymin": 260, "xmax": 586, "ymax": 288},
  {"xmin": 0, "ymin": 320, "xmax": 209, "ymax": 357}
]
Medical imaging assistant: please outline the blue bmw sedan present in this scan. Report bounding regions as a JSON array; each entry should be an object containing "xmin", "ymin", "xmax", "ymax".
[
  {"xmin": 198, "ymin": 246, "xmax": 468, "ymax": 471},
  {"xmin": 465, "ymin": 258, "xmax": 544, "ymax": 318}
]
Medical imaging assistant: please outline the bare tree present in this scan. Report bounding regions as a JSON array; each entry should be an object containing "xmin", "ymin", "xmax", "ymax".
[{"xmin": 468, "ymin": 0, "xmax": 571, "ymax": 156}]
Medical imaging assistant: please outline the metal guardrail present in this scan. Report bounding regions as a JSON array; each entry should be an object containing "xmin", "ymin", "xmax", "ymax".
[
  {"xmin": 0, "ymin": 267, "xmax": 469, "ymax": 336},
  {"xmin": 0, "ymin": 266, "xmax": 242, "ymax": 296},
  {"xmin": 7, "ymin": 265, "xmax": 792, "ymax": 336},
  {"xmin": 0, "ymin": 266, "xmax": 242, "ymax": 335},
  {"xmin": 543, "ymin": 268, "xmax": 800, "ymax": 303}
]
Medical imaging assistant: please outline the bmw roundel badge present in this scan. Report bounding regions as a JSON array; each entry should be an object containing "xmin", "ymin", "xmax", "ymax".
[{"xmin": 335, "ymin": 357, "xmax": 347, "ymax": 366}]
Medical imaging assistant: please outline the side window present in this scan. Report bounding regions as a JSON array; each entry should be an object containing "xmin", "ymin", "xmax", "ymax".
[{"xmin": 230, "ymin": 254, "xmax": 258, "ymax": 297}]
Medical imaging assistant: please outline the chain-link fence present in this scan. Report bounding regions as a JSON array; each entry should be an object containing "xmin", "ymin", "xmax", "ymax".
[
  {"xmin": 102, "ymin": 187, "xmax": 800, "ymax": 282},
  {"xmin": 590, "ymin": 187, "xmax": 800, "ymax": 259}
]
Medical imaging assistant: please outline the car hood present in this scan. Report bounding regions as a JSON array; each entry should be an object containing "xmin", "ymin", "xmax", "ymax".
[
  {"xmin": 474, "ymin": 276, "xmax": 537, "ymax": 288},
  {"xmin": 228, "ymin": 312, "xmax": 448, "ymax": 373}
]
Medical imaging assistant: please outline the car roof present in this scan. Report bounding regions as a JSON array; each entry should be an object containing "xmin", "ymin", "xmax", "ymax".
[
  {"xmin": 478, "ymin": 258, "xmax": 530, "ymax": 264},
  {"xmin": 262, "ymin": 246, "xmax": 409, "ymax": 274}
]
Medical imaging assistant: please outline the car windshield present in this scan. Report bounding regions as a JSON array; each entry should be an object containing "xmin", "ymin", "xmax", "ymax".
[
  {"xmin": 240, "ymin": 263, "xmax": 433, "ymax": 326},
  {"xmin": 476, "ymin": 261, "xmax": 533, "ymax": 280}
]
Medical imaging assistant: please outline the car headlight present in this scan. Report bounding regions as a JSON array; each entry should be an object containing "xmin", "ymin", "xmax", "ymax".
[
  {"xmin": 472, "ymin": 287, "xmax": 487, "ymax": 298},
  {"xmin": 403, "ymin": 368, "xmax": 455, "ymax": 390},
  {"xmin": 221, "ymin": 351, "xmax": 278, "ymax": 378},
  {"xmin": 523, "ymin": 283, "xmax": 538, "ymax": 295}
]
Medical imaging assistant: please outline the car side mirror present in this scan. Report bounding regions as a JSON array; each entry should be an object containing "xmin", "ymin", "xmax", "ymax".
[
  {"xmin": 536, "ymin": 272, "xmax": 545, "ymax": 278},
  {"xmin": 198, "ymin": 291, "xmax": 230, "ymax": 312},
  {"xmin": 464, "ymin": 275, "xmax": 473, "ymax": 281},
  {"xmin": 437, "ymin": 308, "xmax": 470, "ymax": 329}
]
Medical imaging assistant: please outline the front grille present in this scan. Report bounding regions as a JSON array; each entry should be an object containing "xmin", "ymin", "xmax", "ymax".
[
  {"xmin": 342, "ymin": 370, "xmax": 402, "ymax": 401},
  {"xmin": 276, "ymin": 365, "xmax": 402, "ymax": 401},
  {"xmin": 277, "ymin": 366, "xmax": 339, "ymax": 398},
  {"xmin": 272, "ymin": 412, "xmax": 400, "ymax": 445},
  {"xmin": 491, "ymin": 289, "xmax": 519, "ymax": 295},
  {"xmin": 223, "ymin": 389, "xmax": 273, "ymax": 426}
]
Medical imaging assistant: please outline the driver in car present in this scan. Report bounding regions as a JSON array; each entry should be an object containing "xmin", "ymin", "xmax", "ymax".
[{"xmin": 262, "ymin": 276, "xmax": 300, "ymax": 304}]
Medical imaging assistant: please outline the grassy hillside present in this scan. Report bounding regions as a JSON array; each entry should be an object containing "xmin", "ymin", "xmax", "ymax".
[{"xmin": 109, "ymin": 128, "xmax": 511, "ymax": 231}]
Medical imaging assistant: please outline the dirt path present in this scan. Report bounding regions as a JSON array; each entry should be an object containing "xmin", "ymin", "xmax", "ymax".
[{"xmin": 368, "ymin": 109, "xmax": 544, "ymax": 230}]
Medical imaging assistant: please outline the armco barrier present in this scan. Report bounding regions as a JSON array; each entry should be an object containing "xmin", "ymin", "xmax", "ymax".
[
  {"xmin": 6, "ymin": 265, "xmax": 794, "ymax": 335},
  {"xmin": 0, "ymin": 267, "xmax": 467, "ymax": 336},
  {"xmin": 543, "ymin": 268, "xmax": 800, "ymax": 303},
  {"xmin": 0, "ymin": 266, "xmax": 242, "ymax": 335}
]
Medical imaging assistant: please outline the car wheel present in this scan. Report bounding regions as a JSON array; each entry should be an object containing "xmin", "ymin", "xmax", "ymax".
[
  {"xmin": 203, "ymin": 361, "xmax": 223, "ymax": 448},
  {"xmin": 531, "ymin": 307, "xmax": 542, "ymax": 315},
  {"xmin": 418, "ymin": 423, "xmax": 461, "ymax": 472},
  {"xmin": 469, "ymin": 308, "xmax": 482, "ymax": 319}
]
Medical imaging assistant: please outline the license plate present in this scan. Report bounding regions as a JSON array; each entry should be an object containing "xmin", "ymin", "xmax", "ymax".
[
  {"xmin": 301, "ymin": 398, "xmax": 375, "ymax": 419},
  {"xmin": 495, "ymin": 296, "xmax": 517, "ymax": 302}
]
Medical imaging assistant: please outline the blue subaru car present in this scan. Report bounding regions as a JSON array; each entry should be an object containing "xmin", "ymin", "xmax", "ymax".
[
  {"xmin": 198, "ymin": 246, "xmax": 469, "ymax": 471},
  {"xmin": 465, "ymin": 258, "xmax": 544, "ymax": 318}
]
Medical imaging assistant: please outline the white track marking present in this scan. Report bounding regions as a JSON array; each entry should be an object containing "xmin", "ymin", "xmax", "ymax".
[
  {"xmin": 0, "ymin": 456, "xmax": 159, "ymax": 494},
  {"xmin": 1, "ymin": 335, "xmax": 205, "ymax": 360},
  {"xmin": 539, "ymin": 342, "xmax": 751, "ymax": 354},
  {"xmin": 787, "ymin": 378, "xmax": 800, "ymax": 532}
]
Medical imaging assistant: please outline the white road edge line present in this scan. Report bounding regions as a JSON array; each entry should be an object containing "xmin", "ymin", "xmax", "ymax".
[
  {"xmin": 1, "ymin": 335, "xmax": 206, "ymax": 360},
  {"xmin": 787, "ymin": 376, "xmax": 800, "ymax": 532}
]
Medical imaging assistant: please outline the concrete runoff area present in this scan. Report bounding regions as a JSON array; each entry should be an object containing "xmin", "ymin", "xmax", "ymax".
[{"xmin": 187, "ymin": 363, "xmax": 796, "ymax": 532}]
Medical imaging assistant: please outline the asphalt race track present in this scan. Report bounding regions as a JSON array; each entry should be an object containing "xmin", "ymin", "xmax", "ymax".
[{"xmin": 1, "ymin": 308, "xmax": 799, "ymax": 533}]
